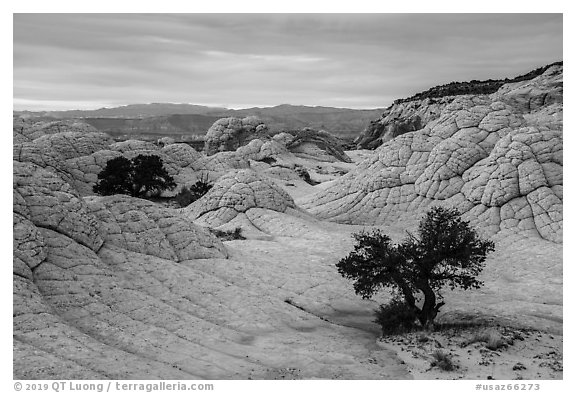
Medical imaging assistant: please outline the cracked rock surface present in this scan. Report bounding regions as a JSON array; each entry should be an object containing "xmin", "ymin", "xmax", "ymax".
[
  {"xmin": 301, "ymin": 95, "xmax": 562, "ymax": 244},
  {"xmin": 14, "ymin": 128, "xmax": 411, "ymax": 379},
  {"xmin": 184, "ymin": 169, "xmax": 297, "ymax": 228},
  {"xmin": 204, "ymin": 116, "xmax": 269, "ymax": 156},
  {"xmin": 355, "ymin": 64, "xmax": 564, "ymax": 150},
  {"xmin": 13, "ymin": 65, "xmax": 563, "ymax": 380}
]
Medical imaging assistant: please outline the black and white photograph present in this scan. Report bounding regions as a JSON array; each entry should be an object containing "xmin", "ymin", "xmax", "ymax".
[{"xmin": 9, "ymin": 5, "xmax": 566, "ymax": 388}]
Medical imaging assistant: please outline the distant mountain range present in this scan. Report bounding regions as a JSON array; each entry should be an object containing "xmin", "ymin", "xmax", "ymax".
[{"xmin": 14, "ymin": 103, "xmax": 385, "ymax": 140}]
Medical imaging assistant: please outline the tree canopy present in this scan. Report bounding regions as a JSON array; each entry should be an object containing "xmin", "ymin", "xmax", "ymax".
[
  {"xmin": 93, "ymin": 155, "xmax": 176, "ymax": 198},
  {"xmin": 336, "ymin": 206, "xmax": 495, "ymax": 328}
]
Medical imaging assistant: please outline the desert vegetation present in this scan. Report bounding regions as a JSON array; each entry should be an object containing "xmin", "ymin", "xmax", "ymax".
[
  {"xmin": 93, "ymin": 154, "xmax": 176, "ymax": 198},
  {"xmin": 175, "ymin": 175, "xmax": 214, "ymax": 207},
  {"xmin": 392, "ymin": 61, "xmax": 562, "ymax": 106},
  {"xmin": 337, "ymin": 207, "xmax": 495, "ymax": 330}
]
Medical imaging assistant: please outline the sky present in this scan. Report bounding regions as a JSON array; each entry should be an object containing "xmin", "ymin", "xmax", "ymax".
[{"xmin": 13, "ymin": 13, "xmax": 563, "ymax": 111}]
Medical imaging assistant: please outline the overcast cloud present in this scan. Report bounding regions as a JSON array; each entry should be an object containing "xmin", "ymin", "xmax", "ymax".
[{"xmin": 13, "ymin": 13, "xmax": 562, "ymax": 110}]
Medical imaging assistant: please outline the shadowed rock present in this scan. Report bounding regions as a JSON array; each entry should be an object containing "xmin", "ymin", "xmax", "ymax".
[{"xmin": 274, "ymin": 128, "xmax": 352, "ymax": 163}]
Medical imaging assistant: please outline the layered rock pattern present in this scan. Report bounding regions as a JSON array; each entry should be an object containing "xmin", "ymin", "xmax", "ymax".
[
  {"xmin": 204, "ymin": 116, "xmax": 268, "ymax": 155},
  {"xmin": 302, "ymin": 95, "xmax": 563, "ymax": 243},
  {"xmin": 185, "ymin": 169, "xmax": 296, "ymax": 227},
  {"xmin": 14, "ymin": 119, "xmax": 99, "ymax": 142},
  {"xmin": 14, "ymin": 128, "xmax": 411, "ymax": 380},
  {"xmin": 86, "ymin": 195, "xmax": 227, "ymax": 260},
  {"xmin": 14, "ymin": 161, "xmax": 104, "ymax": 252}
]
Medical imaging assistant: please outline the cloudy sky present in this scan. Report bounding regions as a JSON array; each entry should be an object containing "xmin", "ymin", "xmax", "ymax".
[{"xmin": 13, "ymin": 13, "xmax": 562, "ymax": 111}]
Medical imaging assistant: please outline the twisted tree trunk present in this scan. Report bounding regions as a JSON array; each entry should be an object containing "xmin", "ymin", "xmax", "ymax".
[{"xmin": 416, "ymin": 282, "xmax": 444, "ymax": 328}]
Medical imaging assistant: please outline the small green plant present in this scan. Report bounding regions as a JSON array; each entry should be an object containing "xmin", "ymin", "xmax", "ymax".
[
  {"xmin": 209, "ymin": 227, "xmax": 245, "ymax": 241},
  {"xmin": 176, "ymin": 174, "xmax": 213, "ymax": 207},
  {"xmin": 374, "ymin": 298, "xmax": 417, "ymax": 335},
  {"xmin": 430, "ymin": 350, "xmax": 456, "ymax": 371}
]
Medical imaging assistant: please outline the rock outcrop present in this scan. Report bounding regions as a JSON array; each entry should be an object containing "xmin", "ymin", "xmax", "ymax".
[
  {"xmin": 14, "ymin": 129, "xmax": 409, "ymax": 380},
  {"xmin": 355, "ymin": 97, "xmax": 452, "ymax": 149},
  {"xmin": 86, "ymin": 195, "xmax": 227, "ymax": 260},
  {"xmin": 356, "ymin": 63, "xmax": 563, "ymax": 149},
  {"xmin": 184, "ymin": 169, "xmax": 296, "ymax": 228},
  {"xmin": 204, "ymin": 116, "xmax": 269, "ymax": 155},
  {"xmin": 12, "ymin": 63, "xmax": 563, "ymax": 380},
  {"xmin": 14, "ymin": 119, "xmax": 99, "ymax": 142},
  {"xmin": 274, "ymin": 128, "xmax": 352, "ymax": 163},
  {"xmin": 302, "ymin": 93, "xmax": 563, "ymax": 243}
]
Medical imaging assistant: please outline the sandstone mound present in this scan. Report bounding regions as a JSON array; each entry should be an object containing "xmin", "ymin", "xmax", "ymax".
[
  {"xmin": 157, "ymin": 136, "xmax": 175, "ymax": 146},
  {"xmin": 355, "ymin": 97, "xmax": 451, "ymax": 149},
  {"xmin": 110, "ymin": 139, "xmax": 159, "ymax": 153},
  {"xmin": 356, "ymin": 63, "xmax": 563, "ymax": 149},
  {"xmin": 13, "ymin": 159, "xmax": 409, "ymax": 380},
  {"xmin": 273, "ymin": 128, "xmax": 352, "ymax": 163},
  {"xmin": 160, "ymin": 143, "xmax": 204, "ymax": 168},
  {"xmin": 492, "ymin": 64, "xmax": 563, "ymax": 113},
  {"xmin": 204, "ymin": 116, "xmax": 268, "ymax": 155},
  {"xmin": 14, "ymin": 160, "xmax": 104, "ymax": 251},
  {"xmin": 184, "ymin": 169, "xmax": 296, "ymax": 228},
  {"xmin": 86, "ymin": 195, "xmax": 227, "ymax": 260},
  {"xmin": 301, "ymin": 96, "xmax": 563, "ymax": 243},
  {"xmin": 14, "ymin": 119, "xmax": 99, "ymax": 142},
  {"xmin": 28, "ymin": 131, "xmax": 114, "ymax": 160}
]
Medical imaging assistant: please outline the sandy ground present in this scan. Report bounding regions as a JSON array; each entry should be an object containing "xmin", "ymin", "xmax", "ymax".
[{"xmin": 377, "ymin": 325, "xmax": 562, "ymax": 380}]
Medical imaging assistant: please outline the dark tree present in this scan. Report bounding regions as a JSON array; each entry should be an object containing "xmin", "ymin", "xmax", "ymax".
[
  {"xmin": 130, "ymin": 155, "xmax": 176, "ymax": 197},
  {"xmin": 93, "ymin": 154, "xmax": 176, "ymax": 198},
  {"xmin": 93, "ymin": 156, "xmax": 134, "ymax": 196},
  {"xmin": 336, "ymin": 206, "xmax": 495, "ymax": 328}
]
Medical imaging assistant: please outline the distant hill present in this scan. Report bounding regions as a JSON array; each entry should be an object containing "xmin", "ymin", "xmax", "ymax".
[
  {"xmin": 15, "ymin": 103, "xmax": 228, "ymax": 119},
  {"xmin": 14, "ymin": 103, "xmax": 384, "ymax": 141}
]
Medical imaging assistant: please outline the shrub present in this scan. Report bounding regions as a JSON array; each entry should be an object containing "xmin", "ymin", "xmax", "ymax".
[
  {"xmin": 461, "ymin": 329, "xmax": 511, "ymax": 350},
  {"xmin": 175, "ymin": 175, "xmax": 213, "ymax": 207},
  {"xmin": 93, "ymin": 155, "xmax": 176, "ymax": 198},
  {"xmin": 430, "ymin": 350, "xmax": 456, "ymax": 371},
  {"xmin": 209, "ymin": 227, "xmax": 245, "ymax": 241},
  {"xmin": 175, "ymin": 187, "xmax": 195, "ymax": 207},
  {"xmin": 374, "ymin": 298, "xmax": 417, "ymax": 335}
]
